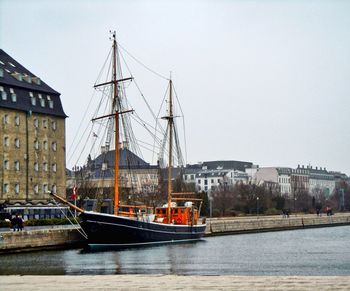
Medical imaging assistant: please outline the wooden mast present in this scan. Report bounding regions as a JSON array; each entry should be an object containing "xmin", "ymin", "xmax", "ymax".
[
  {"xmin": 112, "ymin": 31, "xmax": 119, "ymax": 216},
  {"xmin": 167, "ymin": 78, "xmax": 173, "ymax": 223}
]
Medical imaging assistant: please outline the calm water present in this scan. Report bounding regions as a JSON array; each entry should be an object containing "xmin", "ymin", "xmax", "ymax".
[{"xmin": 1, "ymin": 225, "xmax": 350, "ymax": 275}]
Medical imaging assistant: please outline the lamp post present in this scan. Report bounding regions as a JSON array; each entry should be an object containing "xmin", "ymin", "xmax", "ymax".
[{"xmin": 256, "ymin": 196, "xmax": 259, "ymax": 219}]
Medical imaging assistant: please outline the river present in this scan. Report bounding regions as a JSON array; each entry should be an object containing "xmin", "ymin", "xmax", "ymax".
[{"xmin": 1, "ymin": 225, "xmax": 349, "ymax": 275}]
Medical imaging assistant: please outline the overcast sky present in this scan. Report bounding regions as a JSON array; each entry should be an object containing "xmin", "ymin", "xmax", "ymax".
[{"xmin": 1, "ymin": 0, "xmax": 349, "ymax": 174}]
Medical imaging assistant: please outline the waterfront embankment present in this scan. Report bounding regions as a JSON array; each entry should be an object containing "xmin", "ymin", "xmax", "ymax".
[
  {"xmin": 1, "ymin": 275, "xmax": 350, "ymax": 290},
  {"xmin": 1, "ymin": 213, "xmax": 350, "ymax": 253},
  {"xmin": 0, "ymin": 225, "xmax": 84, "ymax": 254},
  {"xmin": 205, "ymin": 212, "xmax": 350, "ymax": 236}
]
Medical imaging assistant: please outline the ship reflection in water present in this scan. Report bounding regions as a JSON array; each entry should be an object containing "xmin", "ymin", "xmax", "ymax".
[{"xmin": 1, "ymin": 226, "xmax": 350, "ymax": 276}]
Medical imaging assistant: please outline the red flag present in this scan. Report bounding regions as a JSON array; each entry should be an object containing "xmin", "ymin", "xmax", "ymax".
[{"xmin": 72, "ymin": 181, "xmax": 77, "ymax": 200}]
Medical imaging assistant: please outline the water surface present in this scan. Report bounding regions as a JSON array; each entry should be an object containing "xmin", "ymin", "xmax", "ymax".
[{"xmin": 1, "ymin": 225, "xmax": 349, "ymax": 275}]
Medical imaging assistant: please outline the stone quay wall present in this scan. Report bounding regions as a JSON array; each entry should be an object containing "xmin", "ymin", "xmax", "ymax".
[
  {"xmin": 0, "ymin": 226, "xmax": 84, "ymax": 254},
  {"xmin": 205, "ymin": 213, "xmax": 350, "ymax": 236}
]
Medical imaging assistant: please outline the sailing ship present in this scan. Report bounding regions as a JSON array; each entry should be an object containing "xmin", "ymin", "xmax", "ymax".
[{"xmin": 51, "ymin": 32, "xmax": 206, "ymax": 246}]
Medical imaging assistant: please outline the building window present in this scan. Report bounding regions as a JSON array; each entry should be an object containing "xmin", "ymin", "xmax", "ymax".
[
  {"xmin": 52, "ymin": 184, "xmax": 57, "ymax": 194},
  {"xmin": 14, "ymin": 184, "xmax": 20, "ymax": 194},
  {"xmin": 14, "ymin": 161, "xmax": 20, "ymax": 171},
  {"xmin": 43, "ymin": 162, "xmax": 48, "ymax": 172},
  {"xmin": 34, "ymin": 139, "xmax": 39, "ymax": 150},
  {"xmin": 15, "ymin": 138, "xmax": 20, "ymax": 148},
  {"xmin": 34, "ymin": 184, "xmax": 39, "ymax": 194},
  {"xmin": 1, "ymin": 91, "xmax": 7, "ymax": 100},
  {"xmin": 3, "ymin": 114, "xmax": 9, "ymax": 124},
  {"xmin": 31, "ymin": 97, "xmax": 36, "ymax": 106},
  {"xmin": 34, "ymin": 118, "xmax": 39, "ymax": 128},
  {"xmin": 52, "ymin": 121, "xmax": 57, "ymax": 130},
  {"xmin": 14, "ymin": 116, "xmax": 20, "ymax": 126},
  {"xmin": 43, "ymin": 184, "xmax": 48, "ymax": 193},
  {"xmin": 43, "ymin": 140, "xmax": 48, "ymax": 150},
  {"xmin": 40, "ymin": 99, "xmax": 45, "ymax": 107},
  {"xmin": 0, "ymin": 68, "xmax": 3, "ymax": 77},
  {"xmin": 11, "ymin": 92, "xmax": 17, "ymax": 102},
  {"xmin": 52, "ymin": 163, "xmax": 57, "ymax": 172},
  {"xmin": 34, "ymin": 162, "xmax": 39, "ymax": 171},
  {"xmin": 52, "ymin": 142, "xmax": 57, "ymax": 151},
  {"xmin": 3, "ymin": 183, "xmax": 9, "ymax": 194},
  {"xmin": 204, "ymin": 179, "xmax": 208, "ymax": 185},
  {"xmin": 211, "ymin": 179, "xmax": 214, "ymax": 183},
  {"xmin": 48, "ymin": 100, "xmax": 54, "ymax": 109},
  {"xmin": 4, "ymin": 160, "xmax": 9, "ymax": 170},
  {"xmin": 4, "ymin": 136, "xmax": 9, "ymax": 147},
  {"xmin": 198, "ymin": 179, "xmax": 201, "ymax": 184}
]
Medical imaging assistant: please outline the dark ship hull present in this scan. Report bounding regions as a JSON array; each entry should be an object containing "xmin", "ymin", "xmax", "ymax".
[{"xmin": 80, "ymin": 211, "xmax": 207, "ymax": 246}]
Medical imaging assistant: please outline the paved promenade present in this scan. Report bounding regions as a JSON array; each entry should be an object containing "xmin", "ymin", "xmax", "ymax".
[{"xmin": 1, "ymin": 275, "xmax": 350, "ymax": 290}]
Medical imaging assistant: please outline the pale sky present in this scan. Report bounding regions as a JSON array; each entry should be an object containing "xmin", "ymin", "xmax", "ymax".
[{"xmin": 1, "ymin": 0, "xmax": 350, "ymax": 174}]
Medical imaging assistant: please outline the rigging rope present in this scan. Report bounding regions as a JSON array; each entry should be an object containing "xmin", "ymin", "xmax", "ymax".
[{"xmin": 117, "ymin": 41, "xmax": 169, "ymax": 81}]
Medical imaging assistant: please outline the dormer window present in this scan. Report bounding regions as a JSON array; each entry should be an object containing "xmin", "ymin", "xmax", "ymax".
[
  {"xmin": 8, "ymin": 62, "xmax": 16, "ymax": 67},
  {"xmin": 11, "ymin": 72, "xmax": 22, "ymax": 81},
  {"xmin": 31, "ymin": 97, "xmax": 36, "ymax": 106},
  {"xmin": 11, "ymin": 92, "xmax": 17, "ymax": 102},
  {"xmin": 32, "ymin": 77, "xmax": 41, "ymax": 85},
  {"xmin": 29, "ymin": 92, "xmax": 34, "ymax": 97},
  {"xmin": 1, "ymin": 90, "xmax": 7, "ymax": 100},
  {"xmin": 0, "ymin": 68, "xmax": 3, "ymax": 77},
  {"xmin": 40, "ymin": 99, "xmax": 45, "ymax": 107},
  {"xmin": 23, "ymin": 74, "xmax": 32, "ymax": 83},
  {"xmin": 48, "ymin": 100, "xmax": 54, "ymax": 109}
]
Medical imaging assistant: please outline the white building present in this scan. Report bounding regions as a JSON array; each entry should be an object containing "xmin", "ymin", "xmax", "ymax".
[{"xmin": 255, "ymin": 167, "xmax": 292, "ymax": 196}]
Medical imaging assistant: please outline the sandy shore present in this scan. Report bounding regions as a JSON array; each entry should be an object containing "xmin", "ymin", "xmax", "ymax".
[{"xmin": 1, "ymin": 275, "xmax": 350, "ymax": 290}]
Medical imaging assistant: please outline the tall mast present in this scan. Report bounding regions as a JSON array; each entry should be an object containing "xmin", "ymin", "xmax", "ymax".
[
  {"xmin": 93, "ymin": 31, "xmax": 133, "ymax": 216},
  {"xmin": 167, "ymin": 79, "xmax": 173, "ymax": 223},
  {"xmin": 112, "ymin": 32, "xmax": 119, "ymax": 215}
]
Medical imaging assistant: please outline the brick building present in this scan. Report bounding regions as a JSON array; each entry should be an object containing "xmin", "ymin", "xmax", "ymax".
[{"xmin": 0, "ymin": 49, "xmax": 67, "ymax": 210}]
